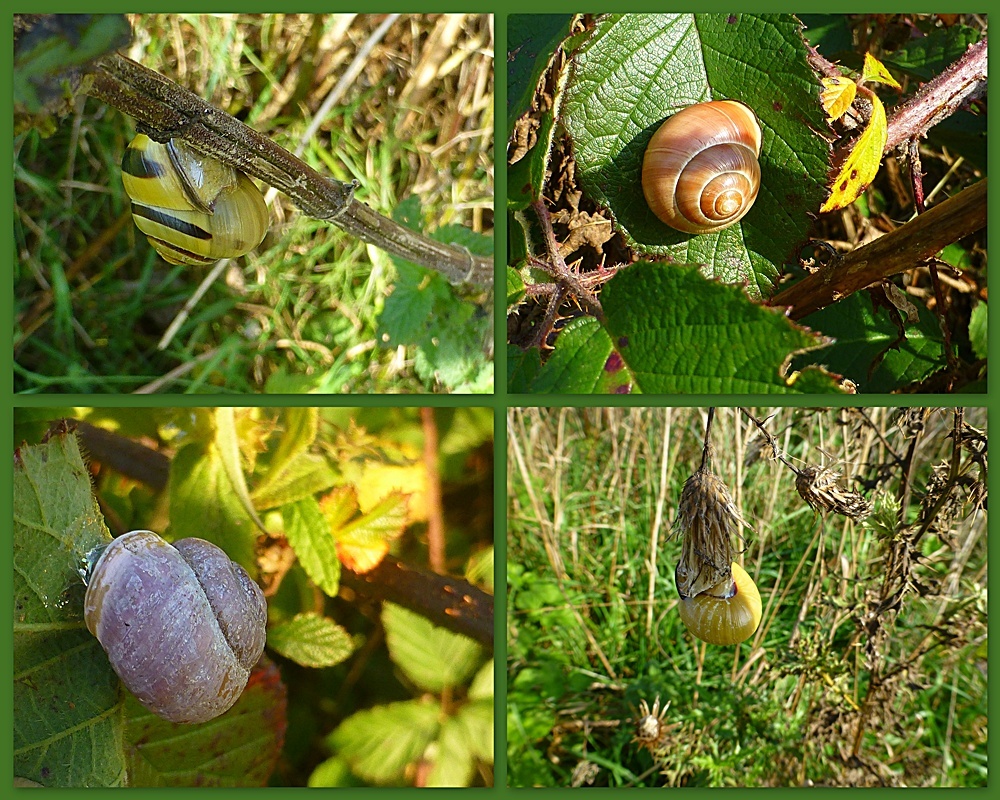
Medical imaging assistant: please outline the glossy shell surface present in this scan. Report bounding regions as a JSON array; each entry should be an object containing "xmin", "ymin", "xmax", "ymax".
[
  {"xmin": 84, "ymin": 530, "xmax": 267, "ymax": 723},
  {"xmin": 121, "ymin": 135, "xmax": 268, "ymax": 265},
  {"xmin": 677, "ymin": 561, "xmax": 761, "ymax": 645},
  {"xmin": 642, "ymin": 100, "xmax": 762, "ymax": 234}
]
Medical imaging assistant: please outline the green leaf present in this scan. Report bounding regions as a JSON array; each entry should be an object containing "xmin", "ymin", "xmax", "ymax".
[
  {"xmin": 251, "ymin": 452, "xmax": 339, "ymax": 511},
  {"xmin": 507, "ymin": 344, "xmax": 543, "ymax": 392},
  {"xmin": 508, "ymin": 105, "xmax": 557, "ymax": 211},
  {"xmin": 969, "ymin": 302, "xmax": 987, "ymax": 361},
  {"xmin": 15, "ymin": 15, "xmax": 131, "ymax": 117},
  {"xmin": 514, "ymin": 317, "xmax": 638, "ymax": 394},
  {"xmin": 215, "ymin": 408, "xmax": 268, "ymax": 535},
  {"xmin": 426, "ymin": 698, "xmax": 494, "ymax": 786},
  {"xmin": 882, "ymin": 25, "xmax": 982, "ymax": 81},
  {"xmin": 507, "ymin": 266, "xmax": 526, "ymax": 307},
  {"xmin": 123, "ymin": 660, "xmax": 286, "ymax": 787},
  {"xmin": 168, "ymin": 442, "xmax": 257, "ymax": 572},
  {"xmin": 330, "ymin": 698, "xmax": 442, "ymax": 785},
  {"xmin": 341, "ymin": 491, "xmax": 409, "ymax": 543},
  {"xmin": 797, "ymin": 292, "xmax": 947, "ymax": 392},
  {"xmin": 797, "ymin": 14, "xmax": 854, "ymax": 55},
  {"xmin": 379, "ymin": 201, "xmax": 494, "ymax": 393},
  {"xmin": 266, "ymin": 613, "xmax": 355, "ymax": 668},
  {"xmin": 507, "ymin": 14, "xmax": 575, "ymax": 133},
  {"xmin": 561, "ymin": 13, "xmax": 829, "ymax": 297},
  {"xmin": 282, "ymin": 497, "xmax": 341, "ymax": 596},
  {"xmin": 266, "ymin": 408, "xmax": 319, "ymax": 481},
  {"xmin": 307, "ymin": 756, "xmax": 357, "ymax": 787},
  {"xmin": 602, "ymin": 263, "xmax": 842, "ymax": 393},
  {"xmin": 468, "ymin": 658, "xmax": 494, "ymax": 701},
  {"xmin": 382, "ymin": 603, "xmax": 485, "ymax": 692},
  {"xmin": 465, "ymin": 547, "xmax": 494, "ymax": 592},
  {"xmin": 513, "ymin": 263, "xmax": 842, "ymax": 393},
  {"xmin": 14, "ymin": 433, "xmax": 125, "ymax": 787}
]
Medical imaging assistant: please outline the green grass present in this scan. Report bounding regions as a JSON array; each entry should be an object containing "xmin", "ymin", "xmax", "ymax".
[
  {"xmin": 15, "ymin": 14, "xmax": 494, "ymax": 393},
  {"xmin": 507, "ymin": 407, "xmax": 987, "ymax": 787}
]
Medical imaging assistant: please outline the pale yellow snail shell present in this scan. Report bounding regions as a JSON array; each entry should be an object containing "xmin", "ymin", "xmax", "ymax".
[
  {"xmin": 677, "ymin": 561, "xmax": 762, "ymax": 645},
  {"xmin": 122, "ymin": 134, "xmax": 269, "ymax": 265},
  {"xmin": 641, "ymin": 100, "xmax": 762, "ymax": 234}
]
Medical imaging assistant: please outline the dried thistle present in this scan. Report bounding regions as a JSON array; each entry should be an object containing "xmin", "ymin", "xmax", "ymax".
[
  {"xmin": 673, "ymin": 463, "xmax": 748, "ymax": 598},
  {"xmin": 795, "ymin": 465, "xmax": 873, "ymax": 522},
  {"xmin": 632, "ymin": 696, "xmax": 672, "ymax": 754}
]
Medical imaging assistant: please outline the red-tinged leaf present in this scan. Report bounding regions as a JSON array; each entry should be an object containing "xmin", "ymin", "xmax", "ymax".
[{"xmin": 125, "ymin": 658, "xmax": 287, "ymax": 787}]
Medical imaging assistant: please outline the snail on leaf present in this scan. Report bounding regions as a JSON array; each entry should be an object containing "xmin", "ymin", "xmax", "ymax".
[
  {"xmin": 83, "ymin": 530, "xmax": 267, "ymax": 724},
  {"xmin": 642, "ymin": 100, "xmax": 762, "ymax": 234}
]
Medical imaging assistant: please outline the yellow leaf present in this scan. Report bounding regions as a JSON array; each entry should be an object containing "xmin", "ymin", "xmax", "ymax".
[
  {"xmin": 820, "ymin": 91, "xmax": 888, "ymax": 213},
  {"xmin": 336, "ymin": 539, "xmax": 390, "ymax": 573},
  {"xmin": 861, "ymin": 52, "xmax": 901, "ymax": 89},
  {"xmin": 355, "ymin": 462, "xmax": 428, "ymax": 522},
  {"xmin": 821, "ymin": 76, "xmax": 856, "ymax": 122}
]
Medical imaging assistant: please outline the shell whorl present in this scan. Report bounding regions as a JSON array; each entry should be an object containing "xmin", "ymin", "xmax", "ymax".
[{"xmin": 642, "ymin": 100, "xmax": 762, "ymax": 234}]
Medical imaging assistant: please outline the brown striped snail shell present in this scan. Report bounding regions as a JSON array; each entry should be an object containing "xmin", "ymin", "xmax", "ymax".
[
  {"xmin": 676, "ymin": 561, "xmax": 761, "ymax": 645},
  {"xmin": 641, "ymin": 100, "xmax": 762, "ymax": 234},
  {"xmin": 121, "ymin": 134, "xmax": 268, "ymax": 265},
  {"xmin": 83, "ymin": 530, "xmax": 267, "ymax": 724}
]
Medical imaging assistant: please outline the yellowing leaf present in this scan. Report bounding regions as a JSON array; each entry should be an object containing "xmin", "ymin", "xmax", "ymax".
[
  {"xmin": 356, "ymin": 463, "xmax": 428, "ymax": 522},
  {"xmin": 820, "ymin": 91, "xmax": 888, "ymax": 213},
  {"xmin": 821, "ymin": 76, "xmax": 856, "ymax": 122},
  {"xmin": 861, "ymin": 52, "xmax": 901, "ymax": 89},
  {"xmin": 319, "ymin": 487, "xmax": 409, "ymax": 574}
]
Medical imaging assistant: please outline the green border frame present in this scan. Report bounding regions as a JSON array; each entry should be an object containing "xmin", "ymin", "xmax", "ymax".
[{"xmin": 6, "ymin": 5, "xmax": 997, "ymax": 794}]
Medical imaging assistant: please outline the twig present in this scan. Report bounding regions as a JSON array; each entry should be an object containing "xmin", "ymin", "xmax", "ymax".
[
  {"xmin": 85, "ymin": 53, "xmax": 492, "ymax": 288},
  {"xmin": 770, "ymin": 180, "xmax": 985, "ymax": 319},
  {"xmin": 341, "ymin": 556, "xmax": 493, "ymax": 647},
  {"xmin": 421, "ymin": 408, "xmax": 446, "ymax": 574}
]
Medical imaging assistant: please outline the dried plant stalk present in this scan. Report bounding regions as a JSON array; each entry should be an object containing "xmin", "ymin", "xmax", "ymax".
[{"xmin": 673, "ymin": 463, "xmax": 748, "ymax": 598}]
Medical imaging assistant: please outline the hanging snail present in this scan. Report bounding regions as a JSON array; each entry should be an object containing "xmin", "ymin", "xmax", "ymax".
[
  {"xmin": 83, "ymin": 530, "xmax": 268, "ymax": 724},
  {"xmin": 675, "ymin": 561, "xmax": 761, "ymax": 646},
  {"xmin": 641, "ymin": 100, "xmax": 762, "ymax": 234},
  {"xmin": 121, "ymin": 134, "xmax": 269, "ymax": 265}
]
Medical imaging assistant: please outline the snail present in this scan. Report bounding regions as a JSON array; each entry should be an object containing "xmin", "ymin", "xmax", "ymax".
[
  {"xmin": 676, "ymin": 561, "xmax": 761, "ymax": 646},
  {"xmin": 641, "ymin": 100, "xmax": 762, "ymax": 234},
  {"xmin": 83, "ymin": 530, "xmax": 267, "ymax": 724},
  {"xmin": 121, "ymin": 134, "xmax": 268, "ymax": 265}
]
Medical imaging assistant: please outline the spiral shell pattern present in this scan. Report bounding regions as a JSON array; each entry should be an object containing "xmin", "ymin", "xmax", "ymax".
[{"xmin": 642, "ymin": 100, "xmax": 762, "ymax": 234}]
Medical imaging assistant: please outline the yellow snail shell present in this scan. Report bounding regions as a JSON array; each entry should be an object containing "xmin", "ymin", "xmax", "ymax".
[
  {"xmin": 641, "ymin": 100, "xmax": 762, "ymax": 234},
  {"xmin": 121, "ymin": 134, "xmax": 268, "ymax": 265},
  {"xmin": 677, "ymin": 561, "xmax": 761, "ymax": 645}
]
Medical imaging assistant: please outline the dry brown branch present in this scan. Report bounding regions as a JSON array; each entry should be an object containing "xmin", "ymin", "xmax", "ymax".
[
  {"xmin": 85, "ymin": 53, "xmax": 492, "ymax": 288},
  {"xmin": 770, "ymin": 179, "xmax": 985, "ymax": 319}
]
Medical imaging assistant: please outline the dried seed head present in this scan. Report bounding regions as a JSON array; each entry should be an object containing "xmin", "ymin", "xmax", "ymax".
[
  {"xmin": 674, "ymin": 467, "xmax": 748, "ymax": 598},
  {"xmin": 633, "ymin": 696, "xmax": 671, "ymax": 751},
  {"xmin": 795, "ymin": 465, "xmax": 873, "ymax": 521}
]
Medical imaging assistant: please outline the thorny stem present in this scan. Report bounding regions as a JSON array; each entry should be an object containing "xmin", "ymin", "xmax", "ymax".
[
  {"xmin": 86, "ymin": 54, "xmax": 492, "ymax": 288},
  {"xmin": 770, "ymin": 180, "xmax": 986, "ymax": 319},
  {"xmin": 521, "ymin": 199, "xmax": 604, "ymax": 346},
  {"xmin": 795, "ymin": 38, "xmax": 986, "ymax": 327},
  {"xmin": 807, "ymin": 37, "xmax": 986, "ymax": 163}
]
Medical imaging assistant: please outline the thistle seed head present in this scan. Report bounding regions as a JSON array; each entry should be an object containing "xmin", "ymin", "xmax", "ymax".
[
  {"xmin": 674, "ymin": 467, "xmax": 748, "ymax": 598},
  {"xmin": 795, "ymin": 465, "xmax": 873, "ymax": 521}
]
